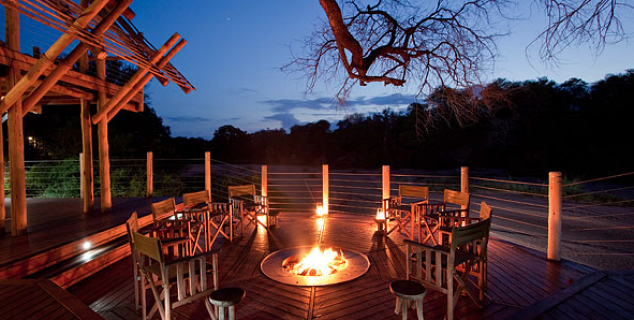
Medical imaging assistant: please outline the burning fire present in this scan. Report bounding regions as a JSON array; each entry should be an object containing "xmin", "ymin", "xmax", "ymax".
[{"xmin": 283, "ymin": 247, "xmax": 348, "ymax": 276}]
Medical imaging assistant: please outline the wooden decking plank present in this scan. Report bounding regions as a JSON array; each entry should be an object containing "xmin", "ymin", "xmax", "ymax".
[
  {"xmin": 246, "ymin": 278, "xmax": 311, "ymax": 310},
  {"xmin": 589, "ymin": 278, "xmax": 634, "ymax": 312},
  {"xmin": 312, "ymin": 277, "xmax": 390, "ymax": 317},
  {"xmin": 577, "ymin": 286, "xmax": 630, "ymax": 320}
]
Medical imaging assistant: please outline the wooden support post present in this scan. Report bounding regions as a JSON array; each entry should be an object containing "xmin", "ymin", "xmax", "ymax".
[
  {"xmin": 382, "ymin": 165, "xmax": 390, "ymax": 201},
  {"xmin": 461, "ymin": 166, "xmax": 469, "ymax": 211},
  {"xmin": 6, "ymin": 3, "xmax": 27, "ymax": 235},
  {"xmin": 0, "ymin": 112, "xmax": 4, "ymax": 236},
  {"xmin": 146, "ymin": 152, "xmax": 153, "ymax": 198},
  {"xmin": 80, "ymin": 153, "xmax": 84, "ymax": 199},
  {"xmin": 0, "ymin": 0, "xmax": 110, "ymax": 114},
  {"xmin": 548, "ymin": 171, "xmax": 562, "ymax": 261},
  {"xmin": 204, "ymin": 152, "xmax": 211, "ymax": 201},
  {"xmin": 322, "ymin": 164, "xmax": 329, "ymax": 214},
  {"xmin": 78, "ymin": 18, "xmax": 93, "ymax": 213},
  {"xmin": 261, "ymin": 165, "xmax": 268, "ymax": 198},
  {"xmin": 96, "ymin": 56, "xmax": 111, "ymax": 212}
]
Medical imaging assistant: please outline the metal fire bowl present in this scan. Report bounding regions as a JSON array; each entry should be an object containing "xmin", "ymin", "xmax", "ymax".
[{"xmin": 261, "ymin": 246, "xmax": 370, "ymax": 287}]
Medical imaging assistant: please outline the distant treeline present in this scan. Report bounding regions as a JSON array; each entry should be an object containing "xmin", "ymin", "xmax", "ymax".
[{"xmin": 18, "ymin": 69, "xmax": 634, "ymax": 179}]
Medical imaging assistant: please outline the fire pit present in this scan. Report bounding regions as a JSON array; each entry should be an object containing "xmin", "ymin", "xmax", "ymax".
[{"xmin": 261, "ymin": 246, "xmax": 370, "ymax": 286}]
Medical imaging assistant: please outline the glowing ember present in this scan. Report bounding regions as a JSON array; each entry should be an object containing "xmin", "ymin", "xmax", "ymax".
[{"xmin": 283, "ymin": 247, "xmax": 348, "ymax": 276}]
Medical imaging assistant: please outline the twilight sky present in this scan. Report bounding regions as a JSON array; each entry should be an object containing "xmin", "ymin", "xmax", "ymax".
[{"xmin": 19, "ymin": 1, "xmax": 634, "ymax": 139}]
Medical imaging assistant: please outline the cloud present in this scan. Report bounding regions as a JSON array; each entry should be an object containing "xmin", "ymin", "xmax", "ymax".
[
  {"xmin": 164, "ymin": 116, "xmax": 213, "ymax": 122},
  {"xmin": 264, "ymin": 113, "xmax": 302, "ymax": 130},
  {"xmin": 260, "ymin": 93, "xmax": 418, "ymax": 113},
  {"xmin": 231, "ymin": 87, "xmax": 258, "ymax": 94},
  {"xmin": 260, "ymin": 98, "xmax": 334, "ymax": 113}
]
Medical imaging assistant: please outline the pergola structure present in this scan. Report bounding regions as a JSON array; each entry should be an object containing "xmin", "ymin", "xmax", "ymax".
[{"xmin": 0, "ymin": 0, "xmax": 194, "ymax": 236}]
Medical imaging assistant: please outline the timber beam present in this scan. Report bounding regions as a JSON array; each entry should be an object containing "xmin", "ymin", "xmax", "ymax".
[
  {"xmin": 92, "ymin": 33, "xmax": 181, "ymax": 124},
  {"xmin": 106, "ymin": 38, "xmax": 187, "ymax": 121},
  {"xmin": 21, "ymin": 0, "xmax": 133, "ymax": 116},
  {"xmin": 0, "ymin": 0, "xmax": 110, "ymax": 115}
]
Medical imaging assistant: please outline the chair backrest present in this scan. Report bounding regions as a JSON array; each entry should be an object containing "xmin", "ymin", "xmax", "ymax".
[
  {"xmin": 479, "ymin": 201, "xmax": 492, "ymax": 220},
  {"xmin": 151, "ymin": 198, "xmax": 176, "ymax": 220},
  {"xmin": 125, "ymin": 212, "xmax": 139, "ymax": 251},
  {"xmin": 443, "ymin": 189, "xmax": 470, "ymax": 209},
  {"xmin": 132, "ymin": 230, "xmax": 164, "ymax": 264},
  {"xmin": 450, "ymin": 218, "xmax": 491, "ymax": 252},
  {"xmin": 228, "ymin": 184, "xmax": 256, "ymax": 199},
  {"xmin": 399, "ymin": 185, "xmax": 429, "ymax": 201},
  {"xmin": 183, "ymin": 190, "xmax": 210, "ymax": 206}
]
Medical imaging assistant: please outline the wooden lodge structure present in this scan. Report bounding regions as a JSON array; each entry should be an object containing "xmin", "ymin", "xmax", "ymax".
[{"xmin": 0, "ymin": 0, "xmax": 194, "ymax": 237}]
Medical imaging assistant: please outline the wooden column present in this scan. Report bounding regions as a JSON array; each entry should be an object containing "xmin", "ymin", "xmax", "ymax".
[
  {"xmin": 261, "ymin": 165, "xmax": 268, "ymax": 198},
  {"xmin": 6, "ymin": 3, "xmax": 27, "ymax": 235},
  {"xmin": 80, "ymin": 153, "xmax": 84, "ymax": 198},
  {"xmin": 461, "ymin": 166, "xmax": 469, "ymax": 211},
  {"xmin": 96, "ymin": 56, "xmax": 111, "ymax": 212},
  {"xmin": 548, "ymin": 171, "xmax": 562, "ymax": 261},
  {"xmin": 78, "ymin": 21, "xmax": 93, "ymax": 212},
  {"xmin": 0, "ymin": 111, "xmax": 4, "ymax": 236},
  {"xmin": 204, "ymin": 152, "xmax": 211, "ymax": 201},
  {"xmin": 146, "ymin": 152, "xmax": 153, "ymax": 198},
  {"xmin": 382, "ymin": 165, "xmax": 390, "ymax": 201},
  {"xmin": 322, "ymin": 164, "xmax": 329, "ymax": 214}
]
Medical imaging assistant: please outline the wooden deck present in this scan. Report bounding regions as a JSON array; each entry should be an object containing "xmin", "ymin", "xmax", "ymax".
[{"xmin": 68, "ymin": 211, "xmax": 596, "ymax": 320}]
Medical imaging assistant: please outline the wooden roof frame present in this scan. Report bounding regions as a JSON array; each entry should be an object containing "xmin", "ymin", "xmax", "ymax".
[{"xmin": 0, "ymin": 0, "xmax": 194, "ymax": 236}]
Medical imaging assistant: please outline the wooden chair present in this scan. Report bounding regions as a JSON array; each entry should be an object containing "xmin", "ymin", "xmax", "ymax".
[
  {"xmin": 384, "ymin": 185, "xmax": 429, "ymax": 239},
  {"xmin": 228, "ymin": 184, "xmax": 270, "ymax": 230},
  {"xmin": 405, "ymin": 218, "xmax": 491, "ymax": 320},
  {"xmin": 151, "ymin": 197, "xmax": 202, "ymax": 255},
  {"xmin": 125, "ymin": 212, "xmax": 189, "ymax": 312},
  {"xmin": 183, "ymin": 190, "xmax": 232, "ymax": 250},
  {"xmin": 418, "ymin": 189, "xmax": 471, "ymax": 245},
  {"xmin": 132, "ymin": 230, "xmax": 219, "ymax": 320}
]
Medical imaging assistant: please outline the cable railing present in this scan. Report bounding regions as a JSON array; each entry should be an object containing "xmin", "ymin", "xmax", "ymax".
[{"xmin": 6, "ymin": 157, "xmax": 633, "ymax": 270}]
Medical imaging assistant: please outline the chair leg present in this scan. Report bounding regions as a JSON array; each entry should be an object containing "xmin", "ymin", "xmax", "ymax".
[
  {"xmin": 416, "ymin": 299, "xmax": 424, "ymax": 320},
  {"xmin": 219, "ymin": 306, "xmax": 226, "ymax": 320},
  {"xmin": 394, "ymin": 297, "xmax": 401, "ymax": 315},
  {"xmin": 204, "ymin": 299, "xmax": 219, "ymax": 320},
  {"xmin": 229, "ymin": 305, "xmax": 236, "ymax": 320},
  {"xmin": 401, "ymin": 299, "xmax": 408, "ymax": 320}
]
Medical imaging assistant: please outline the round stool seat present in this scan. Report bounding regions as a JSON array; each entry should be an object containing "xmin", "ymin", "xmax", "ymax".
[
  {"xmin": 208, "ymin": 287, "xmax": 246, "ymax": 308},
  {"xmin": 390, "ymin": 280, "xmax": 426, "ymax": 298}
]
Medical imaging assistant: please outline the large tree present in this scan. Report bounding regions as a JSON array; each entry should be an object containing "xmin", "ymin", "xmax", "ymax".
[{"xmin": 290, "ymin": 0, "xmax": 631, "ymax": 126}]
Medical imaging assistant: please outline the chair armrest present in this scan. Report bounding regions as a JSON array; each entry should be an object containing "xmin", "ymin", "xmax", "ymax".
[{"xmin": 404, "ymin": 239, "xmax": 448, "ymax": 252}]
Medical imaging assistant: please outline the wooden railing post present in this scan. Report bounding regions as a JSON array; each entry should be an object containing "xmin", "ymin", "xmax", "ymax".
[
  {"xmin": 261, "ymin": 165, "xmax": 268, "ymax": 197},
  {"xmin": 80, "ymin": 153, "xmax": 84, "ymax": 199},
  {"xmin": 382, "ymin": 165, "xmax": 390, "ymax": 207},
  {"xmin": 322, "ymin": 164, "xmax": 329, "ymax": 214},
  {"xmin": 205, "ymin": 152, "xmax": 211, "ymax": 201},
  {"xmin": 146, "ymin": 152, "xmax": 153, "ymax": 198},
  {"xmin": 548, "ymin": 171, "xmax": 562, "ymax": 261},
  {"xmin": 461, "ymin": 166, "xmax": 469, "ymax": 211}
]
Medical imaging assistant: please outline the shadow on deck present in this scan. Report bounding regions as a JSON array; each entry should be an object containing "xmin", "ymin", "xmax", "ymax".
[{"xmin": 68, "ymin": 211, "xmax": 597, "ymax": 320}]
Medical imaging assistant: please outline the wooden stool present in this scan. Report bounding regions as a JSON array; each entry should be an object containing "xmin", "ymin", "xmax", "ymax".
[
  {"xmin": 389, "ymin": 280, "xmax": 426, "ymax": 320},
  {"xmin": 207, "ymin": 287, "xmax": 246, "ymax": 320}
]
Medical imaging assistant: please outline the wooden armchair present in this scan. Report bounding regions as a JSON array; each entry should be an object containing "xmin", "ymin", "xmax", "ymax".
[
  {"xmin": 151, "ymin": 197, "xmax": 203, "ymax": 255},
  {"xmin": 228, "ymin": 184, "xmax": 270, "ymax": 229},
  {"xmin": 384, "ymin": 185, "xmax": 429, "ymax": 239},
  {"xmin": 132, "ymin": 230, "xmax": 218, "ymax": 320},
  {"xmin": 405, "ymin": 218, "xmax": 491, "ymax": 320},
  {"xmin": 418, "ymin": 189, "xmax": 471, "ymax": 245},
  {"xmin": 125, "ymin": 212, "xmax": 189, "ymax": 312},
  {"xmin": 182, "ymin": 190, "xmax": 232, "ymax": 250}
]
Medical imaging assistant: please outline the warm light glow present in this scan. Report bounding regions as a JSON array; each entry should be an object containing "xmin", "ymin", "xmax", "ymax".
[
  {"xmin": 316, "ymin": 204, "xmax": 326, "ymax": 217},
  {"xmin": 317, "ymin": 217, "xmax": 324, "ymax": 231},
  {"xmin": 376, "ymin": 208, "xmax": 386, "ymax": 220},
  {"xmin": 27, "ymin": 136, "xmax": 34, "ymax": 142},
  {"xmin": 82, "ymin": 241, "xmax": 92, "ymax": 250},
  {"xmin": 289, "ymin": 247, "xmax": 348, "ymax": 276}
]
